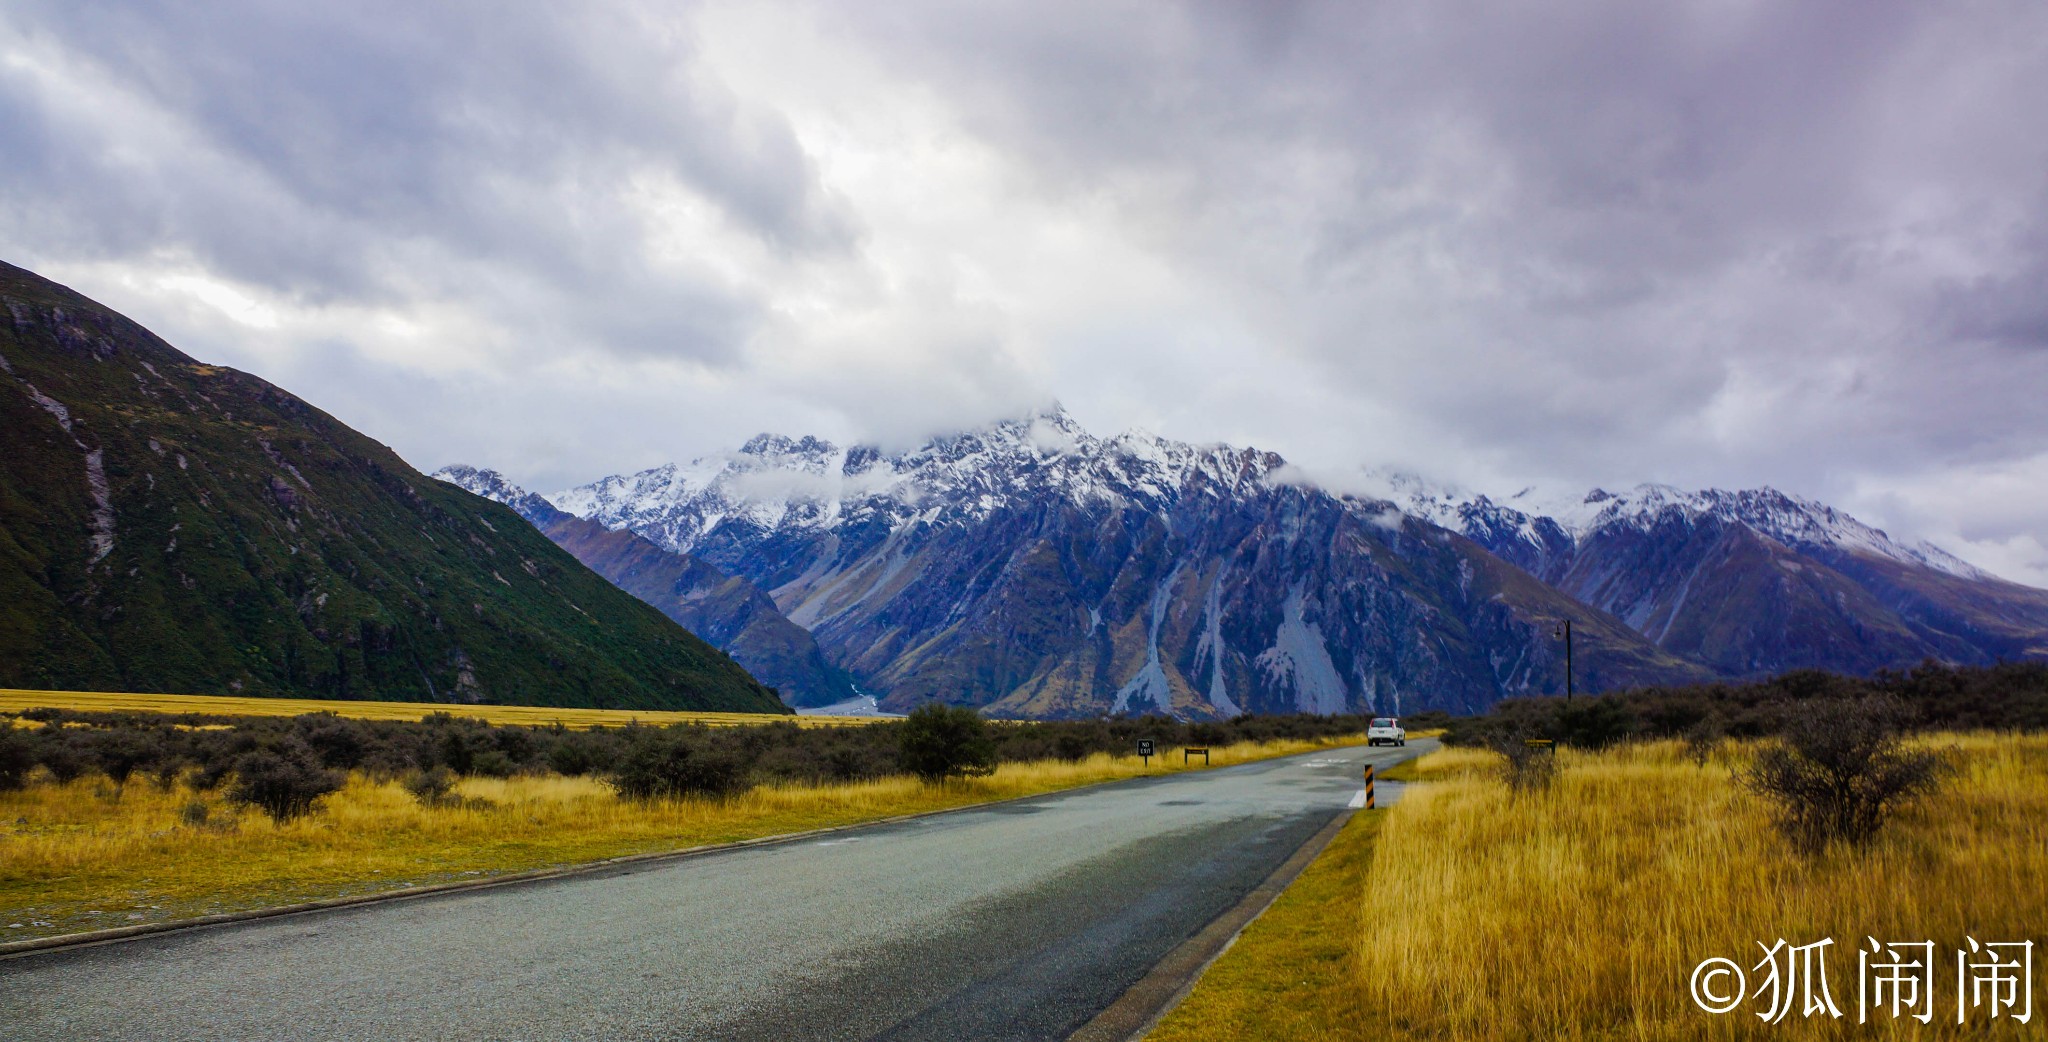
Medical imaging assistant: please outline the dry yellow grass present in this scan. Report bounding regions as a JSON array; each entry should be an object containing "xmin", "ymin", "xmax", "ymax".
[
  {"xmin": 0, "ymin": 687, "xmax": 878, "ymax": 729},
  {"xmin": 1356, "ymin": 735, "xmax": 2046, "ymax": 1040},
  {"xmin": 0, "ymin": 736, "xmax": 1351, "ymax": 944}
]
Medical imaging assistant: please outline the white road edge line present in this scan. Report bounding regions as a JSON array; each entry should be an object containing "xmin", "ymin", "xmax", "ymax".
[{"xmin": 1346, "ymin": 789, "xmax": 1367, "ymax": 809}]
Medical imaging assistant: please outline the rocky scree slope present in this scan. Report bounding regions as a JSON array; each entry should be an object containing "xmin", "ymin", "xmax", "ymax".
[{"xmin": 0, "ymin": 261, "xmax": 785, "ymax": 713}]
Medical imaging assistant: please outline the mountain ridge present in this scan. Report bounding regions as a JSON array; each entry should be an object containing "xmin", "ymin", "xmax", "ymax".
[
  {"xmin": 1372, "ymin": 473, "xmax": 2048, "ymax": 674},
  {"xmin": 0, "ymin": 260, "xmax": 787, "ymax": 713}
]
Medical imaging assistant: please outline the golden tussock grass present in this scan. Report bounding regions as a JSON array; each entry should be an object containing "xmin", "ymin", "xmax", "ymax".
[
  {"xmin": 1144, "ymin": 735, "xmax": 2043, "ymax": 1041},
  {"xmin": 1356, "ymin": 735, "xmax": 2046, "ymax": 1041},
  {"xmin": 0, "ymin": 687, "xmax": 879, "ymax": 729},
  {"xmin": 0, "ymin": 736, "xmax": 1350, "ymax": 943}
]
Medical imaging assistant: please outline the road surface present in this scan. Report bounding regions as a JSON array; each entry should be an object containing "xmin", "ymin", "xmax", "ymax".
[{"xmin": 1, "ymin": 740, "xmax": 1431, "ymax": 1041}]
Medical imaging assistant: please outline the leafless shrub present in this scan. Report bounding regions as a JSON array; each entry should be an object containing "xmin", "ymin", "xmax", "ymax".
[
  {"xmin": 1740, "ymin": 696, "xmax": 1950, "ymax": 852},
  {"xmin": 1484, "ymin": 726, "xmax": 1558, "ymax": 793},
  {"xmin": 1683, "ymin": 719, "xmax": 1723, "ymax": 768}
]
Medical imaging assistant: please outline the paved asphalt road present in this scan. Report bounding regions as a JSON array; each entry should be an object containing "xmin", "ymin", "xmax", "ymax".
[{"xmin": 1, "ymin": 740, "xmax": 1432, "ymax": 1042}]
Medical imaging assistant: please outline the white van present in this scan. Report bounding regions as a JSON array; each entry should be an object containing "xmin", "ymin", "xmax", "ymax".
[{"xmin": 1367, "ymin": 717, "xmax": 1406, "ymax": 746}]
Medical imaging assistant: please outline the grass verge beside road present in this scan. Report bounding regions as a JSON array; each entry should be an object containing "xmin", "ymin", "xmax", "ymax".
[
  {"xmin": 0, "ymin": 736, "xmax": 1351, "ymax": 946},
  {"xmin": 1149, "ymin": 733, "xmax": 2046, "ymax": 1041},
  {"xmin": 1147, "ymin": 811, "xmax": 1384, "ymax": 1042}
]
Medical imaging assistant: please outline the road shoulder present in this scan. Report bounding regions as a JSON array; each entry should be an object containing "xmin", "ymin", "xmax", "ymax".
[{"xmin": 1133, "ymin": 747, "xmax": 1430, "ymax": 1042}]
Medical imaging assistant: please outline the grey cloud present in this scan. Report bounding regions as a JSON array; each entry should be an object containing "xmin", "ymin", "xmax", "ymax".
[
  {"xmin": 4, "ymin": 0, "xmax": 2047, "ymax": 581},
  {"xmin": 842, "ymin": 0, "xmax": 2048, "ymax": 493},
  {"xmin": 1, "ymin": 0, "xmax": 854, "ymax": 368}
]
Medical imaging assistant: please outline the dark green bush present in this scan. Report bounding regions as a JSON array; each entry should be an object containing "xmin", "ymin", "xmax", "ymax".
[
  {"xmin": 0, "ymin": 729, "xmax": 32, "ymax": 790},
  {"xmin": 297, "ymin": 713, "xmax": 368, "ymax": 769},
  {"xmin": 36, "ymin": 736, "xmax": 87, "ymax": 783},
  {"xmin": 609, "ymin": 731, "xmax": 751, "ymax": 801},
  {"xmin": 899, "ymin": 703, "xmax": 997, "ymax": 783},
  {"xmin": 228, "ymin": 744, "xmax": 344, "ymax": 822}
]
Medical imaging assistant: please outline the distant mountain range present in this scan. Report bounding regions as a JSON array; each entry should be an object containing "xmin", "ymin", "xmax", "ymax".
[
  {"xmin": 1376, "ymin": 476, "xmax": 2048, "ymax": 677},
  {"xmin": 490, "ymin": 406, "xmax": 2047, "ymax": 718},
  {"xmin": 0, "ymin": 261, "xmax": 785, "ymax": 713},
  {"xmin": 521, "ymin": 409, "xmax": 1696, "ymax": 716}
]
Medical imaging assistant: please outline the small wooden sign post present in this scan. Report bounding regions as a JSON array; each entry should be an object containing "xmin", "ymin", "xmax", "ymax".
[{"xmin": 1137, "ymin": 738, "xmax": 1155, "ymax": 767}]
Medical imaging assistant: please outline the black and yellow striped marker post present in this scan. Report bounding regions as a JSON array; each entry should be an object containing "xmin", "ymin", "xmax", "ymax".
[{"xmin": 1363, "ymin": 763, "xmax": 1376, "ymax": 809}]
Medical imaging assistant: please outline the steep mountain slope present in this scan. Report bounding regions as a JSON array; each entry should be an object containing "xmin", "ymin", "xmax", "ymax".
[
  {"xmin": 1379, "ymin": 477, "xmax": 2048, "ymax": 675},
  {"xmin": 433, "ymin": 466, "xmax": 855, "ymax": 708},
  {"xmin": 553, "ymin": 409, "xmax": 1707, "ymax": 717},
  {"xmin": 0, "ymin": 261, "xmax": 785, "ymax": 713}
]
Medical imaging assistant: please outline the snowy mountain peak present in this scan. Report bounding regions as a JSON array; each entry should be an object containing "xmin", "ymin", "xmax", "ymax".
[
  {"xmin": 433, "ymin": 463, "xmax": 522, "ymax": 503},
  {"xmin": 431, "ymin": 464, "xmax": 559, "ymax": 524},
  {"xmin": 552, "ymin": 409, "xmax": 1291, "ymax": 555},
  {"xmin": 1384, "ymin": 477, "xmax": 1990, "ymax": 581},
  {"xmin": 739, "ymin": 433, "xmax": 839, "ymax": 459}
]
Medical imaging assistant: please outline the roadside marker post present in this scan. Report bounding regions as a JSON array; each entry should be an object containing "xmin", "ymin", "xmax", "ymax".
[
  {"xmin": 1137, "ymin": 738, "xmax": 1155, "ymax": 767},
  {"xmin": 1363, "ymin": 763, "xmax": 1376, "ymax": 809}
]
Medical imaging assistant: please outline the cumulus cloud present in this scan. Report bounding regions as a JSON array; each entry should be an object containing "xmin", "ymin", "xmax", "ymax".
[{"xmin": 4, "ymin": 0, "xmax": 2046, "ymax": 583}]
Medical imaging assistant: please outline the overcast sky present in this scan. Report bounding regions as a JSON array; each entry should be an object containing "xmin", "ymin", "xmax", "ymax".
[{"xmin": 5, "ymin": 1, "xmax": 2047, "ymax": 583}]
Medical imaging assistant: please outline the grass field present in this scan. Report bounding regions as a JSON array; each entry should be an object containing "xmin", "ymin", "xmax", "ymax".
[
  {"xmin": 0, "ymin": 735, "xmax": 1354, "ymax": 945},
  {"xmin": 1147, "ymin": 734, "xmax": 2045, "ymax": 1040},
  {"xmin": 0, "ymin": 688, "xmax": 879, "ymax": 729}
]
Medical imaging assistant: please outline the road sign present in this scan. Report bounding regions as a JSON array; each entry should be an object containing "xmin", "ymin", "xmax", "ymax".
[{"xmin": 1137, "ymin": 738, "xmax": 1154, "ymax": 766}]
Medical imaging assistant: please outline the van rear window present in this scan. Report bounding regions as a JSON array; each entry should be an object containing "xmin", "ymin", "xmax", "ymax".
[{"xmin": 1371, "ymin": 718, "xmax": 1395, "ymax": 728}]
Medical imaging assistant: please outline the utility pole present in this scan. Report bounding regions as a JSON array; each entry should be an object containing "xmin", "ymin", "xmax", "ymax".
[{"xmin": 1554, "ymin": 618, "xmax": 1573, "ymax": 701}]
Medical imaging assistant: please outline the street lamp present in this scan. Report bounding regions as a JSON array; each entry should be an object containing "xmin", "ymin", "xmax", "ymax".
[{"xmin": 1553, "ymin": 618, "xmax": 1573, "ymax": 701}]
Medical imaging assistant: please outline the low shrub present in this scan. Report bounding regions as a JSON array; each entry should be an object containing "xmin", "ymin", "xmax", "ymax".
[
  {"xmin": 227, "ymin": 744, "xmax": 344, "ymax": 822},
  {"xmin": 609, "ymin": 731, "xmax": 751, "ymax": 801},
  {"xmin": 1740, "ymin": 695, "xmax": 1950, "ymax": 852},
  {"xmin": 899, "ymin": 704, "xmax": 997, "ymax": 784},
  {"xmin": 0, "ymin": 730, "xmax": 31, "ymax": 790},
  {"xmin": 403, "ymin": 766, "xmax": 461, "ymax": 808}
]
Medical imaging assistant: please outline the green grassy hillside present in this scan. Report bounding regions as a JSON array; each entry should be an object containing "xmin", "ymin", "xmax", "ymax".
[{"xmin": 0, "ymin": 261, "xmax": 786, "ymax": 713}]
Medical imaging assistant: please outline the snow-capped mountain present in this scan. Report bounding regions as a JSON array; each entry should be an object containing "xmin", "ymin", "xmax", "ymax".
[
  {"xmin": 1373, "ymin": 474, "xmax": 2048, "ymax": 675},
  {"xmin": 549, "ymin": 407, "xmax": 1705, "ymax": 718},
  {"xmin": 550, "ymin": 407, "xmax": 1289, "ymax": 557},
  {"xmin": 433, "ymin": 465, "xmax": 855, "ymax": 708}
]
